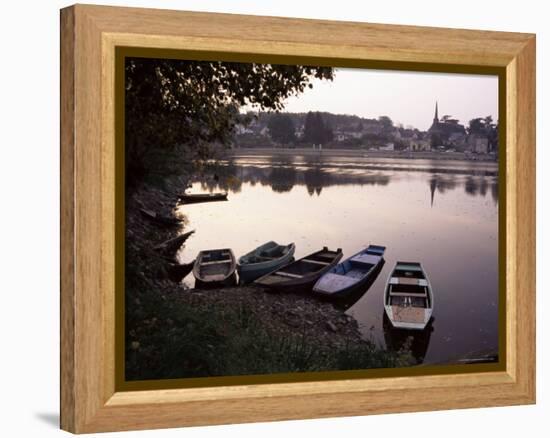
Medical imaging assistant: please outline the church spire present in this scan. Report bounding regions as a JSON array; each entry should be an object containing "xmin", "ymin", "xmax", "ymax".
[{"xmin": 434, "ymin": 101, "xmax": 439, "ymax": 123}]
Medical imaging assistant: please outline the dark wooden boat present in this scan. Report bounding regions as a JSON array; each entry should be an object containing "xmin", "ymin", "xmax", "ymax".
[
  {"xmin": 254, "ymin": 247, "xmax": 343, "ymax": 291},
  {"xmin": 193, "ymin": 248, "xmax": 237, "ymax": 288},
  {"xmin": 139, "ymin": 208, "xmax": 183, "ymax": 227},
  {"xmin": 237, "ymin": 241, "xmax": 296, "ymax": 284},
  {"xmin": 313, "ymin": 245, "xmax": 386, "ymax": 299},
  {"xmin": 166, "ymin": 260, "xmax": 195, "ymax": 283},
  {"xmin": 179, "ymin": 192, "xmax": 228, "ymax": 204}
]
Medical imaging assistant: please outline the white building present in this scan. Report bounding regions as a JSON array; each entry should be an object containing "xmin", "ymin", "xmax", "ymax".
[{"xmin": 410, "ymin": 139, "xmax": 430, "ymax": 151}]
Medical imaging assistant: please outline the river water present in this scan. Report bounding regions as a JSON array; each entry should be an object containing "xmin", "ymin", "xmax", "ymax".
[{"xmin": 176, "ymin": 151, "xmax": 499, "ymax": 365}]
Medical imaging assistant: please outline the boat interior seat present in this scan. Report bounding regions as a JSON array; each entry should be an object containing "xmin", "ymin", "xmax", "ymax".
[
  {"xmin": 316, "ymin": 273, "xmax": 358, "ymax": 290},
  {"xmin": 201, "ymin": 260, "xmax": 231, "ymax": 266},
  {"xmin": 316, "ymin": 252, "xmax": 338, "ymax": 259},
  {"xmin": 260, "ymin": 246, "xmax": 283, "ymax": 257},
  {"xmin": 256, "ymin": 255, "xmax": 276, "ymax": 261},
  {"xmin": 390, "ymin": 277, "xmax": 427, "ymax": 286},
  {"xmin": 274, "ymin": 271, "xmax": 302, "ymax": 279},
  {"xmin": 302, "ymin": 259, "xmax": 330, "ymax": 265}
]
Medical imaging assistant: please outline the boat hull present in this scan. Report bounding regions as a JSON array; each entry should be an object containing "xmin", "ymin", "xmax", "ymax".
[
  {"xmin": 254, "ymin": 247, "xmax": 343, "ymax": 292},
  {"xmin": 195, "ymin": 272, "xmax": 237, "ymax": 289},
  {"xmin": 383, "ymin": 261, "xmax": 434, "ymax": 330},
  {"xmin": 179, "ymin": 192, "xmax": 228, "ymax": 204},
  {"xmin": 237, "ymin": 242, "xmax": 296, "ymax": 284},
  {"xmin": 193, "ymin": 248, "xmax": 237, "ymax": 289},
  {"xmin": 313, "ymin": 245, "xmax": 386, "ymax": 300}
]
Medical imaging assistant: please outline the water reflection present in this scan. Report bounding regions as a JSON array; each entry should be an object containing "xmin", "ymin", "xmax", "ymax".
[
  {"xmin": 198, "ymin": 159, "xmax": 391, "ymax": 196},
  {"xmin": 383, "ymin": 312, "xmax": 434, "ymax": 364},
  {"xmin": 429, "ymin": 175, "xmax": 457, "ymax": 207},
  {"xmin": 197, "ymin": 157, "xmax": 499, "ymax": 207},
  {"xmin": 428, "ymin": 174, "xmax": 498, "ymax": 207},
  {"xmin": 178, "ymin": 153, "xmax": 499, "ymax": 365}
]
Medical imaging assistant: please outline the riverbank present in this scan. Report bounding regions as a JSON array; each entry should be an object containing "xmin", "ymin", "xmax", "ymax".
[
  {"xmin": 227, "ymin": 146, "xmax": 498, "ymax": 163},
  {"xmin": 125, "ymin": 175, "xmax": 414, "ymax": 381}
]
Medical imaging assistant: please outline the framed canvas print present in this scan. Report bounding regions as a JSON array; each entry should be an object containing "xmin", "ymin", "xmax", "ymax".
[{"xmin": 60, "ymin": 4, "xmax": 536, "ymax": 433}]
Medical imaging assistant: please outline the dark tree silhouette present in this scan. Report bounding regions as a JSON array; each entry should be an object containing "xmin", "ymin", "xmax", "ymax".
[
  {"xmin": 378, "ymin": 115, "xmax": 394, "ymax": 131},
  {"xmin": 267, "ymin": 113, "xmax": 296, "ymax": 145},
  {"xmin": 125, "ymin": 58, "xmax": 333, "ymax": 186},
  {"xmin": 303, "ymin": 111, "xmax": 333, "ymax": 145}
]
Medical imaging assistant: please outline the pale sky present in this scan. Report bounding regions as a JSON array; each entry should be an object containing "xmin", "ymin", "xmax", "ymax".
[{"xmin": 278, "ymin": 68, "xmax": 499, "ymax": 131}]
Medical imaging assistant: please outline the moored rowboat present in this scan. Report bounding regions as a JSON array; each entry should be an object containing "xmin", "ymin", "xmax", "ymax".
[
  {"xmin": 193, "ymin": 248, "xmax": 237, "ymax": 288},
  {"xmin": 254, "ymin": 247, "xmax": 343, "ymax": 292},
  {"xmin": 313, "ymin": 244, "xmax": 386, "ymax": 299},
  {"xmin": 179, "ymin": 192, "xmax": 228, "ymax": 204},
  {"xmin": 383, "ymin": 261, "xmax": 434, "ymax": 330},
  {"xmin": 237, "ymin": 241, "xmax": 296, "ymax": 284}
]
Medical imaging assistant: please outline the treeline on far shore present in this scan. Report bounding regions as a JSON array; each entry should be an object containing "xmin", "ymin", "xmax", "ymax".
[{"xmin": 233, "ymin": 111, "xmax": 498, "ymax": 153}]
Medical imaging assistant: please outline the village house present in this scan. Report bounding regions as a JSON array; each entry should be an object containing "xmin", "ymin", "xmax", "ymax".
[
  {"xmin": 410, "ymin": 138, "xmax": 431, "ymax": 151},
  {"xmin": 234, "ymin": 123, "xmax": 253, "ymax": 135},
  {"xmin": 379, "ymin": 142, "xmax": 395, "ymax": 151}
]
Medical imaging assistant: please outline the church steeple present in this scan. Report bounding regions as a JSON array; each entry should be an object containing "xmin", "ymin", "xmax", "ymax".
[{"xmin": 433, "ymin": 101, "xmax": 439, "ymax": 123}]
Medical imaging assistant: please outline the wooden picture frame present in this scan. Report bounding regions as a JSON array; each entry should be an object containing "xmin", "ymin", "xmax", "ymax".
[{"xmin": 60, "ymin": 4, "xmax": 536, "ymax": 433}]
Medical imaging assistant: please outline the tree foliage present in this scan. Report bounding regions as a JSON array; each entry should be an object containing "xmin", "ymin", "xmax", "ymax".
[
  {"xmin": 468, "ymin": 117, "xmax": 486, "ymax": 135},
  {"xmin": 467, "ymin": 116, "xmax": 499, "ymax": 152},
  {"xmin": 267, "ymin": 113, "xmax": 296, "ymax": 145},
  {"xmin": 378, "ymin": 115, "xmax": 394, "ymax": 131},
  {"xmin": 302, "ymin": 111, "xmax": 333, "ymax": 145},
  {"xmin": 125, "ymin": 58, "xmax": 333, "ymax": 185}
]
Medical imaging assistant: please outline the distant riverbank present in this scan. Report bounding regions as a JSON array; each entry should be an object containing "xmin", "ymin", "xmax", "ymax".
[{"xmin": 227, "ymin": 147, "xmax": 498, "ymax": 163}]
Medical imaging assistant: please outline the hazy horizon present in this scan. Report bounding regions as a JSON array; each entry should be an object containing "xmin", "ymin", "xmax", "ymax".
[{"xmin": 257, "ymin": 68, "xmax": 499, "ymax": 131}]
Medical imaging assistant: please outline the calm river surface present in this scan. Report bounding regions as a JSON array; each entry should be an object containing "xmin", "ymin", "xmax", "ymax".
[{"xmin": 176, "ymin": 151, "xmax": 499, "ymax": 365}]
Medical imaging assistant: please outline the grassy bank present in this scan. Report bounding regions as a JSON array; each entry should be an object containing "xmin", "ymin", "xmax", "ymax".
[
  {"xmin": 125, "ymin": 176, "xmax": 415, "ymax": 381},
  {"xmin": 126, "ymin": 286, "xmax": 415, "ymax": 380}
]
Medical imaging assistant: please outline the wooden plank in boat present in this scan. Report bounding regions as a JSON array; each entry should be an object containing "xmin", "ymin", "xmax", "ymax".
[
  {"xmin": 202, "ymin": 274, "xmax": 228, "ymax": 281},
  {"xmin": 200, "ymin": 260, "xmax": 231, "ymax": 266},
  {"xmin": 390, "ymin": 277, "xmax": 427, "ymax": 286},
  {"xmin": 317, "ymin": 252, "xmax": 338, "ymax": 259},
  {"xmin": 274, "ymin": 271, "xmax": 303, "ymax": 278},
  {"xmin": 391, "ymin": 305, "xmax": 425, "ymax": 323},
  {"xmin": 389, "ymin": 290, "xmax": 427, "ymax": 297},
  {"xmin": 302, "ymin": 259, "xmax": 330, "ymax": 266}
]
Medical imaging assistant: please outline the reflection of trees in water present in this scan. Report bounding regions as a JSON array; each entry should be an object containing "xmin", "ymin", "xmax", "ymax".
[
  {"xmin": 428, "ymin": 174, "xmax": 498, "ymax": 206},
  {"xmin": 479, "ymin": 178, "xmax": 489, "ymax": 196},
  {"xmin": 491, "ymin": 180, "xmax": 499, "ymax": 204},
  {"xmin": 429, "ymin": 175, "xmax": 457, "ymax": 207},
  {"xmin": 304, "ymin": 166, "xmax": 327, "ymax": 196},
  {"xmin": 270, "ymin": 166, "xmax": 297, "ymax": 193},
  {"xmin": 465, "ymin": 176, "xmax": 479, "ymax": 196},
  {"xmin": 198, "ymin": 160, "xmax": 244, "ymax": 193},
  {"xmin": 196, "ymin": 163, "xmax": 391, "ymax": 195},
  {"xmin": 464, "ymin": 176, "xmax": 499, "ymax": 205},
  {"xmin": 199, "ymin": 160, "xmax": 499, "ymax": 206}
]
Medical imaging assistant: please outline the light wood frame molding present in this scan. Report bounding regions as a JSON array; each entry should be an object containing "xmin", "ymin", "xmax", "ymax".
[{"xmin": 60, "ymin": 4, "xmax": 536, "ymax": 433}]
